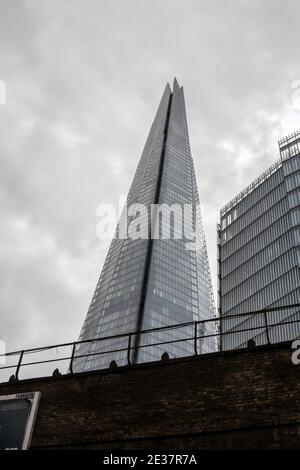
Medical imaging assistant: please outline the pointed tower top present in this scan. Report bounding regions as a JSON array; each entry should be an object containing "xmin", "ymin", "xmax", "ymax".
[{"xmin": 173, "ymin": 77, "xmax": 180, "ymax": 91}]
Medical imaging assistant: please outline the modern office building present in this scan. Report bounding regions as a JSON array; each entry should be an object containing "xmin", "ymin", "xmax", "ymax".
[
  {"xmin": 218, "ymin": 129, "xmax": 300, "ymax": 350},
  {"xmin": 74, "ymin": 79, "xmax": 216, "ymax": 372}
]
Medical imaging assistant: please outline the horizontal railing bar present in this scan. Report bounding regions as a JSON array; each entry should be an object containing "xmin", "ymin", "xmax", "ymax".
[
  {"xmin": 65, "ymin": 346, "xmax": 129, "ymax": 362},
  {"xmin": 10, "ymin": 356, "xmax": 71, "ymax": 369},
  {"xmin": 2, "ymin": 316, "xmax": 300, "ymax": 374},
  {"xmin": 2, "ymin": 303, "xmax": 300, "ymax": 359}
]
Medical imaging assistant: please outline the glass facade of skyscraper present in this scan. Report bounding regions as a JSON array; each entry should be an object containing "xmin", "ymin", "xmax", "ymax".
[
  {"xmin": 74, "ymin": 80, "xmax": 215, "ymax": 372},
  {"xmin": 219, "ymin": 130, "xmax": 300, "ymax": 350}
]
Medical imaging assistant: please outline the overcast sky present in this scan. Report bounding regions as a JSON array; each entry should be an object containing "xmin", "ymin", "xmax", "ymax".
[{"xmin": 1, "ymin": 0, "xmax": 300, "ymax": 354}]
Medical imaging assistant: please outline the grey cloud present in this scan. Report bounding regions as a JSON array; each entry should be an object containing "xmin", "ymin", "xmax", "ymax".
[{"xmin": 0, "ymin": 0, "xmax": 300, "ymax": 354}]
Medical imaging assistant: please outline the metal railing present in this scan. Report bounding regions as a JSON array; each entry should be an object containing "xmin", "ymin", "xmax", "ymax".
[
  {"xmin": 220, "ymin": 158, "xmax": 282, "ymax": 217},
  {"xmin": 1, "ymin": 303, "xmax": 300, "ymax": 383},
  {"xmin": 278, "ymin": 129, "xmax": 300, "ymax": 148}
]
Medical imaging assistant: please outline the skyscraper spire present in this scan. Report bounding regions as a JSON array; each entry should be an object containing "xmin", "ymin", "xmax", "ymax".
[{"xmin": 74, "ymin": 81, "xmax": 216, "ymax": 372}]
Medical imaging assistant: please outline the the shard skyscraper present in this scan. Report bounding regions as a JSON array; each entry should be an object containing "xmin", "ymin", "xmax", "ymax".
[{"xmin": 74, "ymin": 79, "xmax": 216, "ymax": 372}]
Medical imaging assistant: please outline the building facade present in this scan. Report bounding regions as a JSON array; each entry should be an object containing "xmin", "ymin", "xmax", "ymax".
[
  {"xmin": 218, "ymin": 130, "xmax": 300, "ymax": 350},
  {"xmin": 74, "ymin": 79, "xmax": 216, "ymax": 371}
]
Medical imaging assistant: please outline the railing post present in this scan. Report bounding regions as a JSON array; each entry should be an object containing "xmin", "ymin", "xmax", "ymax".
[
  {"xmin": 15, "ymin": 350, "xmax": 24, "ymax": 380},
  {"xmin": 264, "ymin": 310, "xmax": 271, "ymax": 345},
  {"xmin": 69, "ymin": 342, "xmax": 76, "ymax": 374},
  {"xmin": 127, "ymin": 334, "xmax": 132, "ymax": 366},
  {"xmin": 194, "ymin": 322, "xmax": 198, "ymax": 355}
]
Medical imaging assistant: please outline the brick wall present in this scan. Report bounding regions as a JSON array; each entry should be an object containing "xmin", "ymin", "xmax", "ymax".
[{"xmin": 1, "ymin": 342, "xmax": 300, "ymax": 449}]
